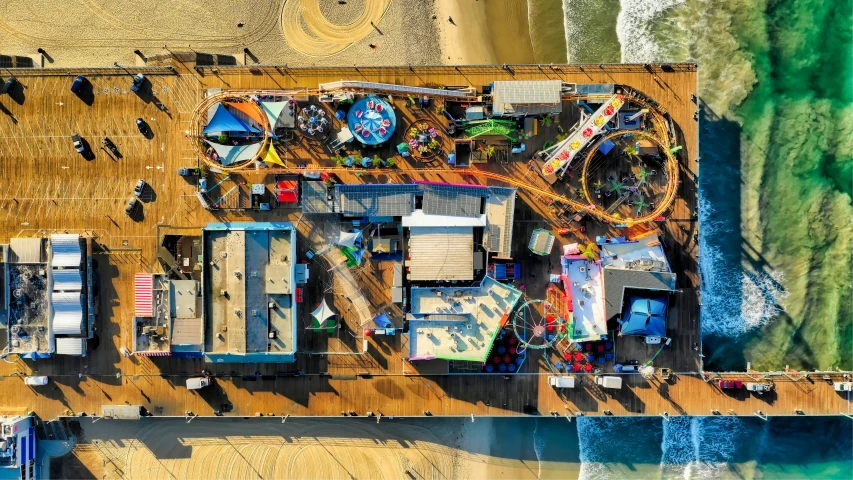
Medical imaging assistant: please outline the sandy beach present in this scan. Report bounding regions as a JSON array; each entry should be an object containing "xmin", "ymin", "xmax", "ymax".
[
  {"xmin": 50, "ymin": 417, "xmax": 584, "ymax": 480},
  {"xmin": 433, "ymin": 0, "xmax": 536, "ymax": 64},
  {"xmin": 0, "ymin": 0, "xmax": 442, "ymax": 67}
]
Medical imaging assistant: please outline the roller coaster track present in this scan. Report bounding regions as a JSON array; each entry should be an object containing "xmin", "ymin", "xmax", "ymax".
[{"xmin": 190, "ymin": 87, "xmax": 681, "ymax": 225}]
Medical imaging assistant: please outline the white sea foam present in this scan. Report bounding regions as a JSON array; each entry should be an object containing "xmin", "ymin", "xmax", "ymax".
[
  {"xmin": 616, "ymin": 0, "xmax": 685, "ymax": 62},
  {"xmin": 533, "ymin": 421, "xmax": 546, "ymax": 479},
  {"xmin": 698, "ymin": 194, "xmax": 790, "ymax": 337},
  {"xmin": 659, "ymin": 417, "xmax": 743, "ymax": 479}
]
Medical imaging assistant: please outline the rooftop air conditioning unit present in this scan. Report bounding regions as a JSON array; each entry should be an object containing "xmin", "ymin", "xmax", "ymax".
[{"xmin": 579, "ymin": 266, "xmax": 586, "ymax": 273}]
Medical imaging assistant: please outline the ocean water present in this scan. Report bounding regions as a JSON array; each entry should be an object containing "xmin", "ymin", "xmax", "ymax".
[
  {"xmin": 526, "ymin": 0, "xmax": 853, "ymax": 371},
  {"xmin": 486, "ymin": 416, "xmax": 852, "ymax": 479}
]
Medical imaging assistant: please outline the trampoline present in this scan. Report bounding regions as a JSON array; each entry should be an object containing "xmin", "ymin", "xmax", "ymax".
[{"xmin": 348, "ymin": 95, "xmax": 396, "ymax": 145}]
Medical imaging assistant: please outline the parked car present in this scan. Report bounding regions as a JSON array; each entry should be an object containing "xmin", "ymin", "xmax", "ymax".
[
  {"xmin": 833, "ymin": 382, "xmax": 852, "ymax": 392},
  {"xmin": 102, "ymin": 137, "xmax": 119, "ymax": 156},
  {"xmin": 133, "ymin": 179, "xmax": 146, "ymax": 197},
  {"xmin": 719, "ymin": 380, "xmax": 743, "ymax": 389},
  {"xmin": 1, "ymin": 76, "xmax": 17, "ymax": 95},
  {"xmin": 125, "ymin": 197, "xmax": 139, "ymax": 215},
  {"xmin": 71, "ymin": 75, "xmax": 86, "ymax": 93},
  {"xmin": 178, "ymin": 167, "xmax": 200, "ymax": 176},
  {"xmin": 71, "ymin": 134, "xmax": 86, "ymax": 153},
  {"xmin": 136, "ymin": 118, "xmax": 149, "ymax": 135},
  {"xmin": 130, "ymin": 73, "xmax": 145, "ymax": 93},
  {"xmin": 745, "ymin": 382, "xmax": 774, "ymax": 394}
]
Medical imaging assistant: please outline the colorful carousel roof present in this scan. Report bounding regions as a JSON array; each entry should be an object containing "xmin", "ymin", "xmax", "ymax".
[{"xmin": 347, "ymin": 95, "xmax": 396, "ymax": 145}]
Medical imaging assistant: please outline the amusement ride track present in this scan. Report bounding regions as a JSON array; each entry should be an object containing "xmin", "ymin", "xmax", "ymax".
[{"xmin": 189, "ymin": 88, "xmax": 681, "ymax": 225}]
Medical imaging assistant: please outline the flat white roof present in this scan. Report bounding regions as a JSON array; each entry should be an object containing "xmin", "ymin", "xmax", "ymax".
[
  {"xmin": 408, "ymin": 277, "xmax": 522, "ymax": 361},
  {"xmin": 566, "ymin": 260, "xmax": 607, "ymax": 341},
  {"xmin": 402, "ymin": 210, "xmax": 487, "ymax": 228}
]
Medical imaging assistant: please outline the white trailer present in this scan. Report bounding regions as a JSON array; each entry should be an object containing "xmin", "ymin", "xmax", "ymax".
[
  {"xmin": 833, "ymin": 382, "xmax": 852, "ymax": 392},
  {"xmin": 548, "ymin": 376, "xmax": 575, "ymax": 389},
  {"xmin": 186, "ymin": 376, "xmax": 211, "ymax": 390},
  {"xmin": 595, "ymin": 376, "xmax": 623, "ymax": 389}
]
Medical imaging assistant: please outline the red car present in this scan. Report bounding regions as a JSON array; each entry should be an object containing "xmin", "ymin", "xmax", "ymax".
[{"xmin": 719, "ymin": 380, "xmax": 743, "ymax": 389}]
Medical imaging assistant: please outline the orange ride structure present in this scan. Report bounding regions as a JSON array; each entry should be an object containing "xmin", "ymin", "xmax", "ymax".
[{"xmin": 189, "ymin": 86, "xmax": 681, "ymax": 226}]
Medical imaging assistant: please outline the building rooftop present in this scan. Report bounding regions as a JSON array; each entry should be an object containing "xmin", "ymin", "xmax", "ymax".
[
  {"xmin": 599, "ymin": 233, "xmax": 671, "ymax": 271},
  {"xmin": 421, "ymin": 183, "xmax": 488, "ymax": 218},
  {"xmin": 203, "ymin": 223, "xmax": 297, "ymax": 362},
  {"xmin": 334, "ymin": 184, "xmax": 419, "ymax": 217},
  {"xmin": 603, "ymin": 268, "xmax": 676, "ymax": 322},
  {"xmin": 483, "ymin": 187, "xmax": 516, "ymax": 258},
  {"xmin": 492, "ymin": 80, "xmax": 563, "ymax": 116},
  {"xmin": 565, "ymin": 260, "xmax": 608, "ymax": 342},
  {"xmin": 301, "ymin": 180, "xmax": 332, "ymax": 214},
  {"xmin": 407, "ymin": 227, "xmax": 474, "ymax": 282},
  {"xmin": 407, "ymin": 277, "xmax": 522, "ymax": 362},
  {"xmin": 133, "ymin": 274, "xmax": 171, "ymax": 356}
]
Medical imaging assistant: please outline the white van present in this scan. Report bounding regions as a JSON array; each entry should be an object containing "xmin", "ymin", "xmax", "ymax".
[
  {"xmin": 24, "ymin": 376, "xmax": 48, "ymax": 386},
  {"xmin": 186, "ymin": 376, "xmax": 211, "ymax": 390},
  {"xmin": 833, "ymin": 382, "xmax": 852, "ymax": 392},
  {"xmin": 548, "ymin": 376, "xmax": 575, "ymax": 389},
  {"xmin": 595, "ymin": 376, "xmax": 623, "ymax": 389}
]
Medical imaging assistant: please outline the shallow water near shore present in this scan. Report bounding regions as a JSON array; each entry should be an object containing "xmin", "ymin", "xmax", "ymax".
[{"xmin": 483, "ymin": 416, "xmax": 852, "ymax": 479}]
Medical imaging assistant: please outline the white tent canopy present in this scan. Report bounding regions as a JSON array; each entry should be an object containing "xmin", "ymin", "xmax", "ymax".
[
  {"xmin": 260, "ymin": 101, "xmax": 295, "ymax": 129},
  {"xmin": 209, "ymin": 142, "xmax": 262, "ymax": 166},
  {"xmin": 336, "ymin": 231, "xmax": 362, "ymax": 249},
  {"xmin": 311, "ymin": 298, "xmax": 336, "ymax": 328}
]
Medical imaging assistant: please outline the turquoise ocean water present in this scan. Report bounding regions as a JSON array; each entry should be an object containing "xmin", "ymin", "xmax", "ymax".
[{"xmin": 487, "ymin": 416, "xmax": 852, "ymax": 479}]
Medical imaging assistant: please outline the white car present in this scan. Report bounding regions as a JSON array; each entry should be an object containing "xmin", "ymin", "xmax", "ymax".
[{"xmin": 834, "ymin": 382, "xmax": 852, "ymax": 392}]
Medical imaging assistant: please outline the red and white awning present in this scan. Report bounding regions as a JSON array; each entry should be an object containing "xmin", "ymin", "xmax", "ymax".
[
  {"xmin": 134, "ymin": 274, "xmax": 154, "ymax": 317},
  {"xmin": 134, "ymin": 351, "xmax": 171, "ymax": 357}
]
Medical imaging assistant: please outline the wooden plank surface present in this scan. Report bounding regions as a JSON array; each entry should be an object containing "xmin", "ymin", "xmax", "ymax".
[{"xmin": 5, "ymin": 63, "xmax": 837, "ymax": 420}]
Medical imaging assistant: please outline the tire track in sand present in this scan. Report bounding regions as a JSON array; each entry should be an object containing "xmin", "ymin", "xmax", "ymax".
[{"xmin": 281, "ymin": 0, "xmax": 391, "ymax": 56}]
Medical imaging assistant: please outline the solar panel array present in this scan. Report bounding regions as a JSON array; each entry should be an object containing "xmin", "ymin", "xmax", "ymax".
[
  {"xmin": 334, "ymin": 184, "xmax": 419, "ymax": 217},
  {"xmin": 422, "ymin": 184, "xmax": 488, "ymax": 217}
]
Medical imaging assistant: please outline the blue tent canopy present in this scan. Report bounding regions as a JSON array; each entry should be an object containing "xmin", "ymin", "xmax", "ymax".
[
  {"xmin": 620, "ymin": 294, "xmax": 667, "ymax": 336},
  {"xmin": 599, "ymin": 139, "xmax": 616, "ymax": 155},
  {"xmin": 203, "ymin": 104, "xmax": 261, "ymax": 135}
]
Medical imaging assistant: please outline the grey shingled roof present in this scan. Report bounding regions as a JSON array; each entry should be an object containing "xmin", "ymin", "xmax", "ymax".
[{"xmin": 602, "ymin": 268, "xmax": 677, "ymax": 321}]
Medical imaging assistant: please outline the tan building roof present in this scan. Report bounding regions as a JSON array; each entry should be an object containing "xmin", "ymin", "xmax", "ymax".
[{"xmin": 407, "ymin": 227, "xmax": 473, "ymax": 281}]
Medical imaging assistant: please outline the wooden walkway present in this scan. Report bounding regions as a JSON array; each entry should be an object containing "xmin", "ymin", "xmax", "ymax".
[
  {"xmin": 0, "ymin": 372, "xmax": 848, "ymax": 419},
  {"xmin": 3, "ymin": 62, "xmax": 832, "ymax": 420}
]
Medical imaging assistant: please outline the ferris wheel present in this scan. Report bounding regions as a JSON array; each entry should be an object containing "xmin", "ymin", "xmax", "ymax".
[{"xmin": 510, "ymin": 299, "xmax": 566, "ymax": 351}]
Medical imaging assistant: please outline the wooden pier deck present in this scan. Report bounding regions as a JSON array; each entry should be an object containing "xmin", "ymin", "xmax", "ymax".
[{"xmin": 1, "ymin": 62, "xmax": 841, "ymax": 420}]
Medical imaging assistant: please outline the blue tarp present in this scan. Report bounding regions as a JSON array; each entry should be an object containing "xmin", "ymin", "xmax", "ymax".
[
  {"xmin": 20, "ymin": 352, "xmax": 51, "ymax": 360},
  {"xmin": 203, "ymin": 104, "xmax": 261, "ymax": 135},
  {"xmin": 621, "ymin": 294, "xmax": 667, "ymax": 336},
  {"xmin": 373, "ymin": 312, "xmax": 392, "ymax": 328},
  {"xmin": 599, "ymin": 139, "xmax": 616, "ymax": 155}
]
